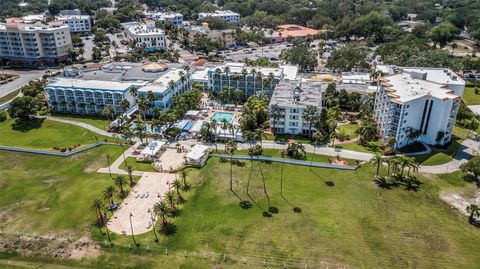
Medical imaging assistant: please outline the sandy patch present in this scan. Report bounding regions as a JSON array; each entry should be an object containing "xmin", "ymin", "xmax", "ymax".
[
  {"xmin": 441, "ymin": 189, "xmax": 480, "ymax": 216},
  {"xmin": 107, "ymin": 172, "xmax": 173, "ymax": 235}
]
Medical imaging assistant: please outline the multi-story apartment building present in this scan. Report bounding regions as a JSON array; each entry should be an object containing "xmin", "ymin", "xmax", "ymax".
[
  {"xmin": 56, "ymin": 14, "xmax": 91, "ymax": 33},
  {"xmin": 269, "ymin": 80, "xmax": 323, "ymax": 135},
  {"xmin": 0, "ymin": 18, "xmax": 72, "ymax": 64},
  {"xmin": 207, "ymin": 62, "xmax": 299, "ymax": 98},
  {"xmin": 121, "ymin": 21, "xmax": 166, "ymax": 50},
  {"xmin": 374, "ymin": 66, "xmax": 465, "ymax": 149},
  {"xmin": 198, "ymin": 10, "xmax": 240, "ymax": 24},
  {"xmin": 138, "ymin": 68, "xmax": 192, "ymax": 110},
  {"xmin": 184, "ymin": 23, "xmax": 236, "ymax": 48},
  {"xmin": 145, "ymin": 11, "xmax": 183, "ymax": 26},
  {"xmin": 46, "ymin": 78, "xmax": 146, "ymax": 114}
]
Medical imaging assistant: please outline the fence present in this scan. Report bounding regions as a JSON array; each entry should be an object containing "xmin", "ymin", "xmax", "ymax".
[{"xmin": 211, "ymin": 154, "xmax": 358, "ymax": 170}]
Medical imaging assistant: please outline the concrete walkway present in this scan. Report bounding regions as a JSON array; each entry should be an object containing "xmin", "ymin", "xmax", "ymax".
[
  {"xmin": 39, "ymin": 116, "xmax": 116, "ymax": 137},
  {"xmin": 97, "ymin": 144, "xmax": 145, "ymax": 177},
  {"xmin": 417, "ymin": 139, "xmax": 479, "ymax": 173}
]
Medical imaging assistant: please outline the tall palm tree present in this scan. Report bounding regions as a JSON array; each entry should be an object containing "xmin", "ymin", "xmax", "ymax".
[
  {"xmin": 407, "ymin": 158, "xmax": 419, "ymax": 176},
  {"xmin": 280, "ymin": 149, "xmax": 286, "ymax": 197},
  {"xmin": 311, "ymin": 131, "xmax": 323, "ymax": 169},
  {"xmin": 154, "ymin": 200, "xmax": 169, "ymax": 224},
  {"xmin": 210, "ymin": 119, "xmax": 219, "ymax": 151},
  {"xmin": 179, "ymin": 169, "xmax": 189, "ymax": 190},
  {"xmin": 126, "ymin": 164, "xmax": 135, "ymax": 187},
  {"xmin": 172, "ymin": 178, "xmax": 182, "ymax": 196},
  {"xmin": 369, "ymin": 153, "xmax": 383, "ymax": 176},
  {"xmin": 120, "ymin": 99, "xmax": 130, "ymax": 113},
  {"xmin": 302, "ymin": 105, "xmax": 319, "ymax": 139},
  {"xmin": 225, "ymin": 140, "xmax": 238, "ymax": 195},
  {"xmin": 165, "ymin": 191, "xmax": 177, "ymax": 210},
  {"xmin": 103, "ymin": 185, "xmax": 116, "ymax": 205},
  {"xmin": 129, "ymin": 88, "xmax": 138, "ymax": 103},
  {"xmin": 89, "ymin": 199, "xmax": 104, "ymax": 222},
  {"xmin": 114, "ymin": 176, "xmax": 127, "ymax": 197},
  {"xmin": 269, "ymin": 104, "xmax": 282, "ymax": 135}
]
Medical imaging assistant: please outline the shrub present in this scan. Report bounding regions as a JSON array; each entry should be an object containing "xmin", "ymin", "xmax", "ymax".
[{"xmin": 0, "ymin": 110, "xmax": 7, "ymax": 122}]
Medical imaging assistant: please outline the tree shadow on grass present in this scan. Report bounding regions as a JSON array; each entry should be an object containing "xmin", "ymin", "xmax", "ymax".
[
  {"xmin": 11, "ymin": 118, "xmax": 45, "ymax": 132},
  {"xmin": 462, "ymin": 174, "xmax": 480, "ymax": 187},
  {"xmin": 309, "ymin": 168, "xmax": 335, "ymax": 187}
]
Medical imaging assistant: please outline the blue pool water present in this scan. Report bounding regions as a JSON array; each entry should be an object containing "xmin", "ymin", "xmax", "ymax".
[{"xmin": 211, "ymin": 112, "xmax": 234, "ymax": 123}]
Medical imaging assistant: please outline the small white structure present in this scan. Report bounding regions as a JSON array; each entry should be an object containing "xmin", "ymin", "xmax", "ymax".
[
  {"xmin": 198, "ymin": 10, "xmax": 240, "ymax": 24},
  {"xmin": 121, "ymin": 21, "xmax": 166, "ymax": 50},
  {"xmin": 185, "ymin": 145, "xmax": 209, "ymax": 167},
  {"xmin": 138, "ymin": 140, "xmax": 166, "ymax": 161},
  {"xmin": 185, "ymin": 110, "xmax": 201, "ymax": 119}
]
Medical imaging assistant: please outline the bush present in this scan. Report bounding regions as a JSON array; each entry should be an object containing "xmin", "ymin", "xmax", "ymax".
[{"xmin": 0, "ymin": 110, "xmax": 7, "ymax": 122}]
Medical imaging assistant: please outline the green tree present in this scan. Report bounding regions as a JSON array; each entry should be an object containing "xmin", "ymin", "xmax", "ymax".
[
  {"xmin": 280, "ymin": 40, "xmax": 318, "ymax": 71},
  {"xmin": 369, "ymin": 153, "xmax": 383, "ymax": 176},
  {"xmin": 460, "ymin": 156, "xmax": 480, "ymax": 182},
  {"xmin": 428, "ymin": 23, "xmax": 460, "ymax": 48},
  {"xmin": 8, "ymin": 96, "xmax": 41, "ymax": 120},
  {"xmin": 302, "ymin": 105, "xmax": 319, "ymax": 139}
]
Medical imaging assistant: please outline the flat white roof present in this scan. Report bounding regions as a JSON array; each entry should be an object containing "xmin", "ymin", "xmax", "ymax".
[
  {"xmin": 47, "ymin": 78, "xmax": 145, "ymax": 92},
  {"xmin": 377, "ymin": 65, "xmax": 465, "ymax": 86},
  {"xmin": 383, "ymin": 73, "xmax": 459, "ymax": 103},
  {"xmin": 279, "ymin": 65, "xmax": 299, "ymax": 80},
  {"xmin": 140, "ymin": 140, "xmax": 165, "ymax": 156},
  {"xmin": 186, "ymin": 144, "xmax": 209, "ymax": 160},
  {"xmin": 56, "ymin": 15, "xmax": 90, "ymax": 20},
  {"xmin": 190, "ymin": 120, "xmax": 204, "ymax": 133},
  {"xmin": 214, "ymin": 62, "xmax": 287, "ymax": 78},
  {"xmin": 198, "ymin": 10, "xmax": 239, "ymax": 17},
  {"xmin": 191, "ymin": 68, "xmax": 209, "ymax": 82},
  {"xmin": 138, "ymin": 69, "xmax": 183, "ymax": 94}
]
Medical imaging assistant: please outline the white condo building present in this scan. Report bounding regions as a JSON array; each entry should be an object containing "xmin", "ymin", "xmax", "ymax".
[
  {"xmin": 198, "ymin": 10, "xmax": 240, "ymax": 24},
  {"xmin": 207, "ymin": 62, "xmax": 299, "ymax": 98},
  {"xmin": 121, "ymin": 21, "xmax": 166, "ymax": 50},
  {"xmin": 374, "ymin": 66, "xmax": 465, "ymax": 149},
  {"xmin": 138, "ymin": 68, "xmax": 192, "ymax": 110},
  {"xmin": 0, "ymin": 18, "xmax": 72, "ymax": 64},
  {"xmin": 56, "ymin": 14, "xmax": 91, "ymax": 33},
  {"xmin": 145, "ymin": 11, "xmax": 183, "ymax": 26},
  {"xmin": 46, "ymin": 78, "xmax": 146, "ymax": 115},
  {"xmin": 269, "ymin": 80, "xmax": 323, "ymax": 135}
]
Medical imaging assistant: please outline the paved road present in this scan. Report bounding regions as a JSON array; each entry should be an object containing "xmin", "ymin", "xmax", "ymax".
[{"xmin": 0, "ymin": 70, "xmax": 44, "ymax": 98}]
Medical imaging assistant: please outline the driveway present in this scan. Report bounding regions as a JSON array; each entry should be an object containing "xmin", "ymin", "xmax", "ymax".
[{"xmin": 0, "ymin": 70, "xmax": 44, "ymax": 98}]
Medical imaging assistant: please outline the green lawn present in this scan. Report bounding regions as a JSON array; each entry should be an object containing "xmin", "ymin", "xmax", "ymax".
[
  {"xmin": 262, "ymin": 132, "xmax": 312, "ymax": 143},
  {"xmin": 462, "ymin": 87, "xmax": 480, "ymax": 105},
  {"xmin": 337, "ymin": 141, "xmax": 376, "ymax": 153},
  {"xmin": 0, "ymin": 116, "xmax": 109, "ymax": 150},
  {"xmin": 118, "ymin": 157, "xmax": 157, "ymax": 172},
  {"xmin": 1, "ymin": 119, "xmax": 480, "ymax": 268},
  {"xmin": 235, "ymin": 148, "xmax": 358, "ymax": 165},
  {"xmin": 0, "ymin": 145, "xmax": 128, "ymax": 236},
  {"xmin": 338, "ymin": 123, "xmax": 359, "ymax": 138},
  {"xmin": 413, "ymin": 126, "xmax": 470, "ymax": 166},
  {"xmin": 49, "ymin": 113, "xmax": 111, "ymax": 130},
  {"xmin": 0, "ymin": 88, "xmax": 21, "ymax": 105}
]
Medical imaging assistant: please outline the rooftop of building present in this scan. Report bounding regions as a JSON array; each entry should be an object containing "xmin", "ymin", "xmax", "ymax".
[
  {"xmin": 47, "ymin": 77, "xmax": 146, "ymax": 92},
  {"xmin": 198, "ymin": 10, "xmax": 240, "ymax": 16},
  {"xmin": 138, "ymin": 68, "xmax": 185, "ymax": 94},
  {"xmin": 121, "ymin": 21, "xmax": 164, "ymax": 36},
  {"xmin": 209, "ymin": 62, "xmax": 299, "ymax": 80},
  {"xmin": 63, "ymin": 62, "xmax": 183, "ymax": 82},
  {"xmin": 376, "ymin": 65, "xmax": 465, "ymax": 86},
  {"xmin": 0, "ymin": 18, "xmax": 69, "ymax": 31},
  {"xmin": 382, "ymin": 72, "xmax": 460, "ymax": 103},
  {"xmin": 269, "ymin": 79, "xmax": 323, "ymax": 108},
  {"xmin": 145, "ymin": 11, "xmax": 183, "ymax": 18},
  {"xmin": 56, "ymin": 14, "xmax": 91, "ymax": 20}
]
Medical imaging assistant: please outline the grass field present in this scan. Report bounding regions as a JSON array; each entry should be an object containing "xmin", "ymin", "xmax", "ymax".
[
  {"xmin": 0, "ymin": 116, "xmax": 108, "ymax": 150},
  {"xmin": 337, "ymin": 141, "xmax": 375, "ymax": 153},
  {"xmin": 118, "ymin": 157, "xmax": 157, "ymax": 172},
  {"xmin": 1, "ymin": 149, "xmax": 480, "ymax": 268},
  {"xmin": 338, "ymin": 123, "xmax": 359, "ymax": 138},
  {"xmin": 49, "ymin": 113, "xmax": 111, "ymax": 130},
  {"xmin": 234, "ymin": 148, "xmax": 358, "ymax": 165},
  {"xmin": 262, "ymin": 132, "xmax": 312, "ymax": 143},
  {"xmin": 462, "ymin": 87, "xmax": 480, "ymax": 105},
  {"xmin": 0, "ymin": 145, "xmax": 127, "ymax": 236}
]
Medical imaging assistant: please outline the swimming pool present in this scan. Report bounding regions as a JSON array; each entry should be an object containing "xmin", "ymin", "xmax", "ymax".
[{"xmin": 211, "ymin": 112, "xmax": 234, "ymax": 123}]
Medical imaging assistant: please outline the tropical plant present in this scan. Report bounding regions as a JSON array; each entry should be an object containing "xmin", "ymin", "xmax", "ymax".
[
  {"xmin": 114, "ymin": 176, "xmax": 127, "ymax": 197},
  {"xmin": 225, "ymin": 140, "xmax": 238, "ymax": 195},
  {"xmin": 466, "ymin": 204, "xmax": 480, "ymax": 224},
  {"xmin": 302, "ymin": 105, "xmax": 319, "ymax": 139},
  {"xmin": 369, "ymin": 153, "xmax": 383, "ymax": 176},
  {"xmin": 89, "ymin": 198, "xmax": 104, "ymax": 222},
  {"xmin": 102, "ymin": 185, "xmax": 116, "ymax": 205}
]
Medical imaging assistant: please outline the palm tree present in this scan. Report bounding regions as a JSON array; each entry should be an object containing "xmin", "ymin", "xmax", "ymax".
[
  {"xmin": 120, "ymin": 99, "xmax": 130, "ymax": 113},
  {"xmin": 280, "ymin": 149, "xmax": 286, "ymax": 197},
  {"xmin": 153, "ymin": 201, "xmax": 169, "ymax": 224},
  {"xmin": 103, "ymin": 185, "xmax": 116, "ymax": 205},
  {"xmin": 89, "ymin": 199, "xmax": 104, "ymax": 222},
  {"xmin": 311, "ymin": 131, "xmax": 323, "ymax": 169},
  {"xmin": 269, "ymin": 104, "xmax": 282, "ymax": 135},
  {"xmin": 303, "ymin": 105, "xmax": 319, "ymax": 139},
  {"xmin": 114, "ymin": 176, "xmax": 127, "ymax": 197},
  {"xmin": 179, "ymin": 169, "xmax": 189, "ymax": 190},
  {"xmin": 129, "ymin": 88, "xmax": 138, "ymax": 103},
  {"xmin": 369, "ymin": 153, "xmax": 383, "ymax": 176},
  {"xmin": 466, "ymin": 204, "xmax": 480, "ymax": 224},
  {"xmin": 126, "ymin": 164, "xmax": 135, "ymax": 187},
  {"xmin": 210, "ymin": 119, "xmax": 219, "ymax": 151},
  {"xmin": 172, "ymin": 178, "xmax": 182, "ymax": 196},
  {"xmin": 225, "ymin": 140, "xmax": 238, "ymax": 195},
  {"xmin": 407, "ymin": 158, "xmax": 419, "ymax": 176}
]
